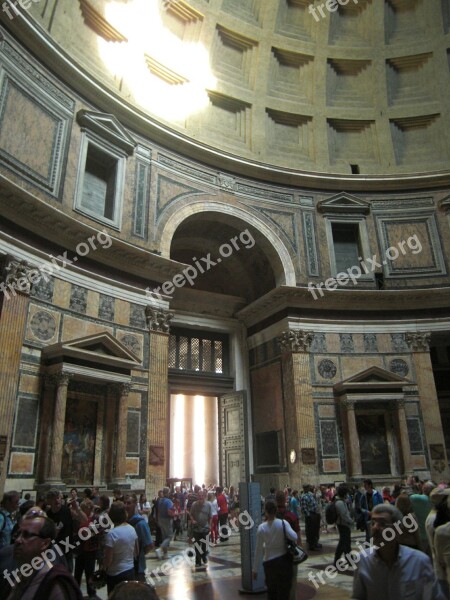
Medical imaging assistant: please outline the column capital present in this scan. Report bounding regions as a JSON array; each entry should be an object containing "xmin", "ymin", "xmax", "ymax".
[
  {"xmin": 108, "ymin": 382, "xmax": 132, "ymax": 398},
  {"xmin": 405, "ymin": 332, "xmax": 431, "ymax": 352},
  {"xmin": 2, "ymin": 256, "xmax": 36, "ymax": 296},
  {"xmin": 145, "ymin": 306, "xmax": 174, "ymax": 333},
  {"xmin": 47, "ymin": 372, "xmax": 73, "ymax": 387},
  {"xmin": 277, "ymin": 330, "xmax": 314, "ymax": 353},
  {"xmin": 340, "ymin": 397, "xmax": 357, "ymax": 410}
]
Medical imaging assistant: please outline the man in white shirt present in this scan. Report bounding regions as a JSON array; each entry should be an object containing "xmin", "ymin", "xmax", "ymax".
[{"xmin": 352, "ymin": 503, "xmax": 445, "ymax": 600}]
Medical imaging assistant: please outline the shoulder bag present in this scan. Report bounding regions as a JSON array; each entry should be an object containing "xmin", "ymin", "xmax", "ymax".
[{"xmin": 282, "ymin": 519, "xmax": 308, "ymax": 564}]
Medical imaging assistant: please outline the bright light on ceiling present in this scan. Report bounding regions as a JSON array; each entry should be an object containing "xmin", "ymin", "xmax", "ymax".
[{"xmin": 98, "ymin": 0, "xmax": 216, "ymax": 122}]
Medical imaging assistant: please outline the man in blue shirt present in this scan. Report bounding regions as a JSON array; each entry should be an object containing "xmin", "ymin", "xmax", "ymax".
[
  {"xmin": 156, "ymin": 487, "xmax": 175, "ymax": 559},
  {"xmin": 360, "ymin": 479, "xmax": 383, "ymax": 543},
  {"xmin": 124, "ymin": 494, "xmax": 154, "ymax": 580},
  {"xmin": 352, "ymin": 503, "xmax": 445, "ymax": 600}
]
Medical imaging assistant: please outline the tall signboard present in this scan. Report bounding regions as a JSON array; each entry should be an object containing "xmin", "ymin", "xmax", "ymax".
[{"xmin": 239, "ymin": 481, "xmax": 266, "ymax": 593}]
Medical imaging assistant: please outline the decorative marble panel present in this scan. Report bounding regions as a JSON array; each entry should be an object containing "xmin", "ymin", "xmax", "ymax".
[
  {"xmin": 69, "ymin": 285, "xmax": 87, "ymax": 313},
  {"xmin": 0, "ymin": 38, "xmax": 74, "ymax": 198},
  {"xmin": 340, "ymin": 333, "xmax": 354, "ymax": 352},
  {"xmin": 98, "ymin": 294, "xmax": 115, "ymax": 321},
  {"xmin": 319, "ymin": 420, "xmax": 339, "ymax": 456},
  {"xmin": 9, "ymin": 452, "xmax": 34, "ymax": 475},
  {"xmin": 133, "ymin": 147, "xmax": 151, "ymax": 239},
  {"xmin": 13, "ymin": 397, "xmax": 39, "ymax": 448},
  {"xmin": 364, "ymin": 333, "xmax": 378, "ymax": 352},
  {"xmin": 311, "ymin": 333, "xmax": 326, "ymax": 353},
  {"xmin": 130, "ymin": 304, "xmax": 146, "ymax": 328},
  {"xmin": 391, "ymin": 333, "xmax": 408, "ymax": 352},
  {"xmin": 407, "ymin": 417, "xmax": 424, "ymax": 453},
  {"xmin": 126, "ymin": 410, "xmax": 140, "ymax": 454},
  {"xmin": 31, "ymin": 275, "xmax": 54, "ymax": 302},
  {"xmin": 302, "ymin": 211, "xmax": 320, "ymax": 276}
]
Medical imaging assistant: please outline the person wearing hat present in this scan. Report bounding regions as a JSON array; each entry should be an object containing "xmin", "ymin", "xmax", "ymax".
[{"xmin": 433, "ymin": 492, "xmax": 450, "ymax": 599}]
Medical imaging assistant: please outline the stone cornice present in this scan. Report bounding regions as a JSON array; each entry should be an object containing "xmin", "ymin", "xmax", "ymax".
[
  {"xmin": 237, "ymin": 285, "xmax": 450, "ymax": 328},
  {"xmin": 0, "ymin": 175, "xmax": 186, "ymax": 286},
  {"xmin": 2, "ymin": 16, "xmax": 450, "ymax": 192}
]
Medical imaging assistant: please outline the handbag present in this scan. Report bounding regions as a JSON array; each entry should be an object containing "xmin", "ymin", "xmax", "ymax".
[
  {"xmin": 89, "ymin": 569, "xmax": 107, "ymax": 589},
  {"xmin": 282, "ymin": 519, "xmax": 308, "ymax": 564}
]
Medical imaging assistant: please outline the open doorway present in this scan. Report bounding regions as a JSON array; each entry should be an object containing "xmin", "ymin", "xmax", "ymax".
[{"xmin": 169, "ymin": 394, "xmax": 219, "ymax": 486}]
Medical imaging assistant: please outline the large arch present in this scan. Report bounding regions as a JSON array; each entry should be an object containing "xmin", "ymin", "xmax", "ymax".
[{"xmin": 157, "ymin": 202, "xmax": 297, "ymax": 288}]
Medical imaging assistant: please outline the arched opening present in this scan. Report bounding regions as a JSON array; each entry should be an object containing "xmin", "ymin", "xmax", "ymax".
[{"xmin": 169, "ymin": 212, "xmax": 280, "ymax": 303}]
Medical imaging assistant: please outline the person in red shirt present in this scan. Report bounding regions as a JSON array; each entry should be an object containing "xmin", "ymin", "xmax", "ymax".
[{"xmin": 216, "ymin": 487, "xmax": 229, "ymax": 543}]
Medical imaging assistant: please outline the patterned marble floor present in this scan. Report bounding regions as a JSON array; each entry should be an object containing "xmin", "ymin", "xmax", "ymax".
[{"xmin": 85, "ymin": 527, "xmax": 360, "ymax": 599}]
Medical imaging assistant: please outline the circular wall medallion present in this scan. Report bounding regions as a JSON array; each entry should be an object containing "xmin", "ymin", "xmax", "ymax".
[
  {"xmin": 389, "ymin": 358, "xmax": 409, "ymax": 377},
  {"xmin": 121, "ymin": 334, "xmax": 141, "ymax": 357},
  {"xmin": 318, "ymin": 359, "xmax": 337, "ymax": 379},
  {"xmin": 30, "ymin": 310, "xmax": 56, "ymax": 341},
  {"xmin": 289, "ymin": 449, "xmax": 297, "ymax": 464}
]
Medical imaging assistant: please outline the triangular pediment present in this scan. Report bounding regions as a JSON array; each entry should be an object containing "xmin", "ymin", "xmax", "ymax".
[
  {"xmin": 334, "ymin": 365, "xmax": 408, "ymax": 394},
  {"xmin": 76, "ymin": 110, "xmax": 135, "ymax": 155},
  {"xmin": 317, "ymin": 192, "xmax": 370, "ymax": 215},
  {"xmin": 43, "ymin": 331, "xmax": 141, "ymax": 367}
]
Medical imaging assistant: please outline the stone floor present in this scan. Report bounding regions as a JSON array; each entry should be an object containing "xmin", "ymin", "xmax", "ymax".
[{"xmin": 83, "ymin": 526, "xmax": 360, "ymax": 599}]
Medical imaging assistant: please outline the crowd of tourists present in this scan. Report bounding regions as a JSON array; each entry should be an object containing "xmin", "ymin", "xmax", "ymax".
[{"xmin": 0, "ymin": 475, "xmax": 449, "ymax": 599}]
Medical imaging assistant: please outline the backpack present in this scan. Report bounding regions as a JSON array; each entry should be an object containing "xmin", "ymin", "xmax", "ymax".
[
  {"xmin": 325, "ymin": 501, "xmax": 338, "ymax": 525},
  {"xmin": 33, "ymin": 564, "xmax": 83, "ymax": 600}
]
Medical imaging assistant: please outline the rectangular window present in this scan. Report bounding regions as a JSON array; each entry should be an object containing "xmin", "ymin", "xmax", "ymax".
[
  {"xmin": 331, "ymin": 222, "xmax": 361, "ymax": 273},
  {"xmin": 81, "ymin": 144, "xmax": 117, "ymax": 220},
  {"xmin": 74, "ymin": 132, "xmax": 126, "ymax": 229},
  {"xmin": 168, "ymin": 329, "xmax": 228, "ymax": 375},
  {"xmin": 255, "ymin": 431, "xmax": 281, "ymax": 467}
]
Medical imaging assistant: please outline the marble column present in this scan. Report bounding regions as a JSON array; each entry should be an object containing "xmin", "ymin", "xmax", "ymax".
[
  {"xmin": 396, "ymin": 399, "xmax": 412, "ymax": 477},
  {"xmin": 204, "ymin": 396, "xmax": 219, "ymax": 485},
  {"xmin": 145, "ymin": 307, "xmax": 173, "ymax": 496},
  {"xmin": 111, "ymin": 383, "xmax": 131, "ymax": 485},
  {"xmin": 47, "ymin": 372, "xmax": 72, "ymax": 485},
  {"xmin": 341, "ymin": 398, "xmax": 362, "ymax": 479},
  {"xmin": 406, "ymin": 332, "xmax": 449, "ymax": 479},
  {"xmin": 0, "ymin": 257, "xmax": 33, "ymax": 494},
  {"xmin": 36, "ymin": 376, "xmax": 56, "ymax": 483},
  {"xmin": 277, "ymin": 330, "xmax": 317, "ymax": 481}
]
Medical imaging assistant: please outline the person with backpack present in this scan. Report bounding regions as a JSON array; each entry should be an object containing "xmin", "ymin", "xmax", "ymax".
[
  {"xmin": 333, "ymin": 484, "xmax": 354, "ymax": 568},
  {"xmin": 6, "ymin": 511, "xmax": 82, "ymax": 599},
  {"xmin": 124, "ymin": 494, "xmax": 154, "ymax": 581}
]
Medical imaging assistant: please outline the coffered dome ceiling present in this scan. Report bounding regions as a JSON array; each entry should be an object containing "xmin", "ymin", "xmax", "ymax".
[{"xmin": 10, "ymin": 0, "xmax": 450, "ymax": 182}]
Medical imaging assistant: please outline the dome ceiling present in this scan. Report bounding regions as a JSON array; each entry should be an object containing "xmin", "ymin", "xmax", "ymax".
[{"xmin": 12, "ymin": 0, "xmax": 450, "ymax": 179}]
